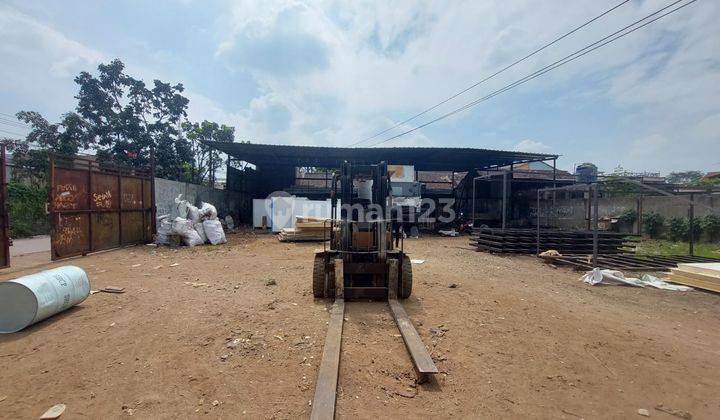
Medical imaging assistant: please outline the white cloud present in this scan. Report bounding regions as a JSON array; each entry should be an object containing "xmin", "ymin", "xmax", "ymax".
[
  {"xmin": 0, "ymin": 5, "xmax": 104, "ymax": 118},
  {"xmin": 0, "ymin": 6, "xmax": 103, "ymax": 76},
  {"xmin": 515, "ymin": 139, "xmax": 551, "ymax": 153},
  {"xmin": 208, "ymin": 1, "xmax": 719, "ymax": 156},
  {"xmin": 623, "ymin": 113, "xmax": 720, "ymax": 173},
  {"xmin": 2, "ymin": 0, "xmax": 719, "ymax": 174}
]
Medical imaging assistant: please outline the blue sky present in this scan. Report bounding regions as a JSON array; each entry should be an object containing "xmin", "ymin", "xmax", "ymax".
[{"xmin": 1, "ymin": 0, "xmax": 718, "ymax": 174}]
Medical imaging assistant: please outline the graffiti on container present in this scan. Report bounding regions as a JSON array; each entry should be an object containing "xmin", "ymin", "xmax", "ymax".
[
  {"xmin": 54, "ymin": 184, "xmax": 80, "ymax": 210},
  {"xmin": 93, "ymin": 190, "xmax": 113, "ymax": 208},
  {"xmin": 95, "ymin": 214, "xmax": 115, "ymax": 228},
  {"xmin": 56, "ymin": 216, "xmax": 83, "ymax": 246},
  {"xmin": 530, "ymin": 205, "xmax": 576, "ymax": 218},
  {"xmin": 122, "ymin": 192, "xmax": 138, "ymax": 207}
]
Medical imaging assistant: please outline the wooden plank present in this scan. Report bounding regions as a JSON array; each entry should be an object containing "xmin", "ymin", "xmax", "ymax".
[
  {"xmin": 388, "ymin": 298, "xmax": 438, "ymax": 382},
  {"xmin": 388, "ymin": 259, "xmax": 398, "ymax": 300},
  {"xmin": 666, "ymin": 273, "xmax": 720, "ymax": 293},
  {"xmin": 310, "ymin": 298, "xmax": 345, "ymax": 420},
  {"xmin": 669, "ymin": 268, "xmax": 720, "ymax": 285},
  {"xmin": 676, "ymin": 263, "xmax": 720, "ymax": 277},
  {"xmin": 334, "ymin": 259, "xmax": 344, "ymax": 299}
]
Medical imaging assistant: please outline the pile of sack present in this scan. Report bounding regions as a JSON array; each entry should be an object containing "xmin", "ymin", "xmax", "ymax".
[{"xmin": 156, "ymin": 195, "xmax": 227, "ymax": 246}]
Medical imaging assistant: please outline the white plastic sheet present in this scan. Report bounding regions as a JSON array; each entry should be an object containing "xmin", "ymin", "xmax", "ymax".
[{"xmin": 581, "ymin": 268, "xmax": 692, "ymax": 291}]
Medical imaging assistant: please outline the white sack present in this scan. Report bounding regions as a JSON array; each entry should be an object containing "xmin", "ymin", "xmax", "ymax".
[
  {"xmin": 225, "ymin": 215, "xmax": 235, "ymax": 231},
  {"xmin": 171, "ymin": 217, "xmax": 194, "ymax": 237},
  {"xmin": 155, "ymin": 215, "xmax": 173, "ymax": 245},
  {"xmin": 182, "ymin": 228, "xmax": 204, "ymax": 247},
  {"xmin": 199, "ymin": 202, "xmax": 218, "ymax": 220},
  {"xmin": 171, "ymin": 217, "xmax": 204, "ymax": 246},
  {"xmin": 194, "ymin": 222, "xmax": 207, "ymax": 243},
  {"xmin": 203, "ymin": 219, "xmax": 226, "ymax": 245},
  {"xmin": 174, "ymin": 194, "xmax": 189, "ymax": 219},
  {"xmin": 187, "ymin": 203, "xmax": 200, "ymax": 223}
]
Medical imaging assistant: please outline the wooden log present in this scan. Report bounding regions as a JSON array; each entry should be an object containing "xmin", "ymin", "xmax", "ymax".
[
  {"xmin": 388, "ymin": 298, "xmax": 438, "ymax": 383},
  {"xmin": 310, "ymin": 298, "xmax": 345, "ymax": 420}
]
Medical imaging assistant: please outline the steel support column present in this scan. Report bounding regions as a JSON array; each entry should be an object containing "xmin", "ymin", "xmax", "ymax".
[
  {"xmin": 592, "ymin": 183, "xmax": 599, "ymax": 268},
  {"xmin": 689, "ymin": 193, "xmax": 695, "ymax": 256}
]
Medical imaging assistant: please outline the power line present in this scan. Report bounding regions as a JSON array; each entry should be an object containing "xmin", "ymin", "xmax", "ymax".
[
  {"xmin": 0, "ymin": 118, "xmax": 30, "ymax": 130},
  {"xmin": 348, "ymin": 0, "xmax": 632, "ymax": 147},
  {"xmin": 0, "ymin": 128, "xmax": 27, "ymax": 137},
  {"xmin": 368, "ymin": 0, "xmax": 696, "ymax": 147}
]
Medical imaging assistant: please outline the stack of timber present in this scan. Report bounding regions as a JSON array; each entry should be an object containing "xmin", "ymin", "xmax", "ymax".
[
  {"xmin": 667, "ymin": 263, "xmax": 720, "ymax": 293},
  {"xmin": 543, "ymin": 253, "xmax": 720, "ymax": 272},
  {"xmin": 278, "ymin": 216, "xmax": 333, "ymax": 242},
  {"xmin": 470, "ymin": 227, "xmax": 638, "ymax": 255}
]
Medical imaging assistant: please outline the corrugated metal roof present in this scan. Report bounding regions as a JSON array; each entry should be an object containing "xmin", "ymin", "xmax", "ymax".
[{"xmin": 204, "ymin": 142, "xmax": 558, "ymax": 172}]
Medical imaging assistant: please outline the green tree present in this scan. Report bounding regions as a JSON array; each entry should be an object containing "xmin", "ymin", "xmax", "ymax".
[
  {"xmin": 702, "ymin": 214, "xmax": 720, "ymax": 242},
  {"xmin": 181, "ymin": 120, "xmax": 235, "ymax": 184},
  {"xmin": 643, "ymin": 212, "xmax": 664, "ymax": 239},
  {"xmin": 603, "ymin": 165, "xmax": 636, "ymax": 195},
  {"xmin": 666, "ymin": 171, "xmax": 704, "ymax": 185},
  {"xmin": 666, "ymin": 217, "xmax": 687, "ymax": 241},
  {"xmin": 16, "ymin": 111, "xmax": 93, "ymax": 156},
  {"xmin": 697, "ymin": 176, "xmax": 720, "ymax": 188},
  {"xmin": 3, "ymin": 111, "xmax": 93, "ymax": 186},
  {"xmin": 618, "ymin": 208, "xmax": 637, "ymax": 225},
  {"xmin": 74, "ymin": 59, "xmax": 190, "ymax": 175},
  {"xmin": 688, "ymin": 217, "xmax": 703, "ymax": 241}
]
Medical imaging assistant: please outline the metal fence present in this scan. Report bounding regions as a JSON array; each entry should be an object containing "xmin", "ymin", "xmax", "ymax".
[
  {"xmin": 0, "ymin": 146, "xmax": 8, "ymax": 268},
  {"xmin": 49, "ymin": 154, "xmax": 153, "ymax": 260}
]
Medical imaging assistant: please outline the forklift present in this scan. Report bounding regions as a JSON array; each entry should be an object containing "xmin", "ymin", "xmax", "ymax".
[
  {"xmin": 309, "ymin": 161, "xmax": 436, "ymax": 420},
  {"xmin": 312, "ymin": 161, "xmax": 412, "ymax": 300}
]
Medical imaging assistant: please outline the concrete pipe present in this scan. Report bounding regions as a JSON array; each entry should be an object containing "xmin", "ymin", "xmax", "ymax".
[{"xmin": 0, "ymin": 266, "xmax": 91, "ymax": 333}]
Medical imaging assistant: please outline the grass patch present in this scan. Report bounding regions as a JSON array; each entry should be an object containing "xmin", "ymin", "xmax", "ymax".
[{"xmin": 635, "ymin": 239, "xmax": 720, "ymax": 259}]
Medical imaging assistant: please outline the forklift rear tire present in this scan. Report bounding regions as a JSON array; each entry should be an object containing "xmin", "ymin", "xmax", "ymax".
[
  {"xmin": 400, "ymin": 255, "xmax": 413, "ymax": 299},
  {"xmin": 313, "ymin": 253, "xmax": 326, "ymax": 298}
]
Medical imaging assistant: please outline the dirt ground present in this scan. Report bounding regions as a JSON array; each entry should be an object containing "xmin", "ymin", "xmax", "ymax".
[{"xmin": 1, "ymin": 231, "xmax": 719, "ymax": 419}]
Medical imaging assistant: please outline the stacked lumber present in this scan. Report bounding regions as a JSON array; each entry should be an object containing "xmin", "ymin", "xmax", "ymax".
[
  {"xmin": 470, "ymin": 228, "xmax": 638, "ymax": 255},
  {"xmin": 544, "ymin": 254, "xmax": 720, "ymax": 272},
  {"xmin": 278, "ymin": 216, "xmax": 333, "ymax": 242},
  {"xmin": 667, "ymin": 263, "xmax": 720, "ymax": 293}
]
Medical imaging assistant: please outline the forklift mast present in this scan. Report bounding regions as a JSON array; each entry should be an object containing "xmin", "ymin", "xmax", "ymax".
[{"xmin": 330, "ymin": 161, "xmax": 391, "ymax": 257}]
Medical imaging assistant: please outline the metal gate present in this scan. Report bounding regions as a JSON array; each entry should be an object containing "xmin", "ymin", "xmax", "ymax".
[
  {"xmin": 0, "ymin": 145, "xmax": 9, "ymax": 268},
  {"xmin": 49, "ymin": 154, "xmax": 154, "ymax": 260}
]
